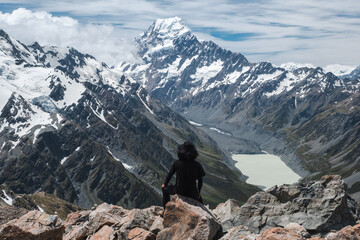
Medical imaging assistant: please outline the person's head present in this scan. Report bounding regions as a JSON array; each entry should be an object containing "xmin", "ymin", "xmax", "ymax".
[{"xmin": 177, "ymin": 141, "xmax": 198, "ymax": 161}]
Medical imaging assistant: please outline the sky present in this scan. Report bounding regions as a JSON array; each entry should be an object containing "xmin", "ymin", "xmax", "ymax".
[{"xmin": 0, "ymin": 0, "xmax": 359, "ymax": 68}]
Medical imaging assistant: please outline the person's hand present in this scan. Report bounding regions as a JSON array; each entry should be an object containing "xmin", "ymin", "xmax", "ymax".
[{"xmin": 161, "ymin": 184, "xmax": 165, "ymax": 189}]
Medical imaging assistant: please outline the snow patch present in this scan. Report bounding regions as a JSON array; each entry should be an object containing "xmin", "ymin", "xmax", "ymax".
[
  {"xmin": 179, "ymin": 55, "xmax": 198, "ymax": 72},
  {"xmin": 37, "ymin": 205, "xmax": 45, "ymax": 213},
  {"xmin": 265, "ymin": 72, "xmax": 299, "ymax": 97},
  {"xmin": 191, "ymin": 60, "xmax": 223, "ymax": 86},
  {"xmin": 189, "ymin": 121, "xmax": 203, "ymax": 127},
  {"xmin": 32, "ymin": 126, "xmax": 46, "ymax": 144},
  {"xmin": 146, "ymin": 39, "xmax": 174, "ymax": 55},
  {"xmin": 60, "ymin": 156, "xmax": 69, "ymax": 165},
  {"xmin": 210, "ymin": 127, "xmax": 232, "ymax": 136},
  {"xmin": 89, "ymin": 103, "xmax": 117, "ymax": 129},
  {"xmin": 136, "ymin": 88, "xmax": 154, "ymax": 115},
  {"xmin": 106, "ymin": 147, "xmax": 134, "ymax": 171},
  {"xmin": 1, "ymin": 190, "xmax": 13, "ymax": 205},
  {"xmin": 223, "ymin": 67, "xmax": 250, "ymax": 85}
]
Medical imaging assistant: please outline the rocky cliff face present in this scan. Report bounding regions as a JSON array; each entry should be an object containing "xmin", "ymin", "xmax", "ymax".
[
  {"xmin": 0, "ymin": 175, "xmax": 358, "ymax": 240},
  {"xmin": 119, "ymin": 17, "xmax": 360, "ymax": 200},
  {"xmin": 0, "ymin": 28, "xmax": 259, "ymax": 209}
]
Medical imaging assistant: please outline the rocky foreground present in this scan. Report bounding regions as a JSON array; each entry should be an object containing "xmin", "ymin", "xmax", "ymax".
[{"xmin": 0, "ymin": 175, "xmax": 359, "ymax": 240}]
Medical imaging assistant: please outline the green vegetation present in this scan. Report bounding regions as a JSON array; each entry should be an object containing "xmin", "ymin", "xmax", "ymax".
[{"xmin": 14, "ymin": 192, "xmax": 84, "ymax": 220}]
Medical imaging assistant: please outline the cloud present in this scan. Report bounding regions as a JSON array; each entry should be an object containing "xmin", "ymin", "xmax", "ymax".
[
  {"xmin": 0, "ymin": 8, "xmax": 140, "ymax": 65},
  {"xmin": 0, "ymin": 0, "xmax": 359, "ymax": 67}
]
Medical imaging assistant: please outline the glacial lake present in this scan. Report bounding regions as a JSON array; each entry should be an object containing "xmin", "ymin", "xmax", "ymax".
[{"xmin": 232, "ymin": 152, "xmax": 301, "ymax": 190}]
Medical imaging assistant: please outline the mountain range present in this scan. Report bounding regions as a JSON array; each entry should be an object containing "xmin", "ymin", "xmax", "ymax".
[
  {"xmin": 118, "ymin": 17, "xmax": 360, "ymax": 201},
  {"xmin": 0, "ymin": 27, "xmax": 259, "ymax": 209}
]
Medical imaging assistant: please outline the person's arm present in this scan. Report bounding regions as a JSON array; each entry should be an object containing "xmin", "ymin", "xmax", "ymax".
[
  {"xmin": 163, "ymin": 162, "xmax": 176, "ymax": 187},
  {"xmin": 197, "ymin": 177, "xmax": 203, "ymax": 193}
]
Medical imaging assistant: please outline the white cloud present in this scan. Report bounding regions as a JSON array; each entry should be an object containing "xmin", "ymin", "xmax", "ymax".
[{"xmin": 0, "ymin": 8, "xmax": 140, "ymax": 65}]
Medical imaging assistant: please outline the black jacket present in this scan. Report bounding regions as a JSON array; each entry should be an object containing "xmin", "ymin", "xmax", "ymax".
[{"xmin": 164, "ymin": 159, "xmax": 205, "ymax": 198}]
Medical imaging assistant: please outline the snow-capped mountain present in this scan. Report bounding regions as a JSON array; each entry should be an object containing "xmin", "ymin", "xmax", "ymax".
[
  {"xmin": 119, "ymin": 17, "xmax": 360, "ymax": 201},
  {"xmin": 119, "ymin": 17, "xmax": 358, "ymax": 113},
  {"xmin": 0, "ymin": 28, "xmax": 259, "ymax": 209}
]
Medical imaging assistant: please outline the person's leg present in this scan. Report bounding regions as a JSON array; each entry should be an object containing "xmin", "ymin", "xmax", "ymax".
[
  {"xmin": 162, "ymin": 185, "xmax": 176, "ymax": 208},
  {"xmin": 198, "ymin": 194, "xmax": 203, "ymax": 204}
]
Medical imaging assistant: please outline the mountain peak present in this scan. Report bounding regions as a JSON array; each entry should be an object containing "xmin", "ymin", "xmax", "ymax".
[{"xmin": 144, "ymin": 17, "xmax": 191, "ymax": 40}]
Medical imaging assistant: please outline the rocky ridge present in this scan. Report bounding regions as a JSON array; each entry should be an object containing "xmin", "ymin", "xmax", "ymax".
[{"xmin": 0, "ymin": 175, "xmax": 359, "ymax": 239}]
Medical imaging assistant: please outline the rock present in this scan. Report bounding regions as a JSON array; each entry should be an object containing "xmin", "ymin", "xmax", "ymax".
[
  {"xmin": 259, "ymin": 227, "xmax": 306, "ymax": 240},
  {"xmin": 89, "ymin": 225, "xmax": 115, "ymax": 240},
  {"xmin": 63, "ymin": 203, "xmax": 127, "ymax": 240},
  {"xmin": 213, "ymin": 198, "xmax": 243, "ymax": 232},
  {"xmin": 118, "ymin": 205, "xmax": 163, "ymax": 232},
  {"xmin": 117, "ymin": 205, "xmax": 163, "ymax": 238},
  {"xmin": 324, "ymin": 223, "xmax": 360, "ymax": 240},
  {"xmin": 63, "ymin": 202, "xmax": 162, "ymax": 240},
  {"xmin": 214, "ymin": 175, "xmax": 360, "ymax": 234},
  {"xmin": 157, "ymin": 195, "xmax": 221, "ymax": 240},
  {"xmin": 284, "ymin": 223, "xmax": 311, "ymax": 239},
  {"xmin": 149, "ymin": 216, "xmax": 164, "ymax": 234},
  {"xmin": 0, "ymin": 210, "xmax": 64, "ymax": 240},
  {"xmin": 219, "ymin": 225, "xmax": 257, "ymax": 240},
  {"xmin": 128, "ymin": 227, "xmax": 156, "ymax": 240}
]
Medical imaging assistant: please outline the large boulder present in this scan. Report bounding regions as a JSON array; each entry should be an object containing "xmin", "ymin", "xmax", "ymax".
[
  {"xmin": 214, "ymin": 175, "xmax": 360, "ymax": 234},
  {"xmin": 0, "ymin": 210, "xmax": 64, "ymax": 240},
  {"xmin": 157, "ymin": 194, "xmax": 222, "ymax": 240}
]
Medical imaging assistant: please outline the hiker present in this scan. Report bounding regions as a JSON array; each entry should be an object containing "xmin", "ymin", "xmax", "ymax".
[{"xmin": 161, "ymin": 141, "xmax": 205, "ymax": 208}]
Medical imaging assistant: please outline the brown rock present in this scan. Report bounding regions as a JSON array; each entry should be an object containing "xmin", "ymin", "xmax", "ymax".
[
  {"xmin": 63, "ymin": 203, "xmax": 127, "ymax": 240},
  {"xmin": 157, "ymin": 195, "xmax": 221, "ymax": 240},
  {"xmin": 128, "ymin": 227, "xmax": 156, "ymax": 240},
  {"xmin": 63, "ymin": 203, "xmax": 162, "ymax": 240},
  {"xmin": 117, "ymin": 205, "xmax": 163, "ymax": 238},
  {"xmin": 219, "ymin": 225, "xmax": 258, "ymax": 240},
  {"xmin": 284, "ymin": 223, "xmax": 311, "ymax": 239},
  {"xmin": 258, "ymin": 227, "xmax": 304, "ymax": 240},
  {"xmin": 149, "ymin": 216, "xmax": 164, "ymax": 234},
  {"xmin": 63, "ymin": 209, "xmax": 91, "ymax": 230},
  {"xmin": 0, "ymin": 210, "xmax": 64, "ymax": 240},
  {"xmin": 89, "ymin": 225, "xmax": 115, "ymax": 240},
  {"xmin": 325, "ymin": 223, "xmax": 360, "ymax": 240}
]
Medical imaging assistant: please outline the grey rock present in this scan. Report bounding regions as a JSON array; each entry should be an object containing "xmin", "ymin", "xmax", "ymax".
[{"xmin": 214, "ymin": 175, "xmax": 360, "ymax": 234}]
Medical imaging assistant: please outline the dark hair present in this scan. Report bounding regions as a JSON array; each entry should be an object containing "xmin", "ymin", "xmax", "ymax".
[{"xmin": 177, "ymin": 141, "xmax": 198, "ymax": 161}]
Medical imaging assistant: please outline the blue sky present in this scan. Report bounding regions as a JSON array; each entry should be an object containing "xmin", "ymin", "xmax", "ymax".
[{"xmin": 0, "ymin": 0, "xmax": 359, "ymax": 68}]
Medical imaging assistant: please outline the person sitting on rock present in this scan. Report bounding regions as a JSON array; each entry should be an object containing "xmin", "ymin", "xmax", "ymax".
[{"xmin": 161, "ymin": 141, "xmax": 206, "ymax": 208}]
